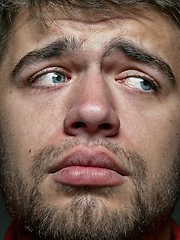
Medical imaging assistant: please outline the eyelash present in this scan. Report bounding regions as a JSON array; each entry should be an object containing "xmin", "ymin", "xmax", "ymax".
[
  {"xmin": 25, "ymin": 66, "xmax": 161, "ymax": 96},
  {"xmin": 27, "ymin": 67, "xmax": 70, "ymax": 86},
  {"xmin": 116, "ymin": 73, "xmax": 160, "ymax": 93}
]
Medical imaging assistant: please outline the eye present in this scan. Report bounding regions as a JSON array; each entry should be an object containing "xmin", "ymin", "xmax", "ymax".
[
  {"xmin": 125, "ymin": 77, "xmax": 153, "ymax": 91},
  {"xmin": 29, "ymin": 69, "xmax": 70, "ymax": 87},
  {"xmin": 116, "ymin": 74, "xmax": 158, "ymax": 93}
]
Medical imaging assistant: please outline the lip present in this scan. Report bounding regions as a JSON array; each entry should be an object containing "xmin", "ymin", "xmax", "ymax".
[{"xmin": 49, "ymin": 145, "xmax": 129, "ymax": 186}]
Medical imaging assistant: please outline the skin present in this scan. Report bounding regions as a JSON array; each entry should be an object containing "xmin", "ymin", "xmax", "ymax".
[{"xmin": 0, "ymin": 6, "xmax": 180, "ymax": 240}]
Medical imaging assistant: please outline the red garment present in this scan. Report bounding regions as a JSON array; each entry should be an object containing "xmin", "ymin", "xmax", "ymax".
[
  {"xmin": 171, "ymin": 219, "xmax": 180, "ymax": 240},
  {"xmin": 4, "ymin": 221, "xmax": 16, "ymax": 240},
  {"xmin": 4, "ymin": 219, "xmax": 180, "ymax": 240}
]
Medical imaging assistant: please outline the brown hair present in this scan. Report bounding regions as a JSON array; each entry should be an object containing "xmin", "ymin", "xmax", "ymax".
[{"xmin": 0, "ymin": 0, "xmax": 180, "ymax": 62}]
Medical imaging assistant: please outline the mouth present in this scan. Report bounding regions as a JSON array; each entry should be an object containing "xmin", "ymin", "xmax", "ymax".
[{"xmin": 49, "ymin": 145, "xmax": 130, "ymax": 186}]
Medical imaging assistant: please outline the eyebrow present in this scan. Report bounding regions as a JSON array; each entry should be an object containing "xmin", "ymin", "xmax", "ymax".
[
  {"xmin": 105, "ymin": 38, "xmax": 176, "ymax": 87},
  {"xmin": 11, "ymin": 36, "xmax": 176, "ymax": 88},
  {"xmin": 11, "ymin": 36, "xmax": 83, "ymax": 78}
]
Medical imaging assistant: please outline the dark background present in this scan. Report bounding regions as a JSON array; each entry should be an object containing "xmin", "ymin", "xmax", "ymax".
[{"xmin": 0, "ymin": 192, "xmax": 180, "ymax": 240}]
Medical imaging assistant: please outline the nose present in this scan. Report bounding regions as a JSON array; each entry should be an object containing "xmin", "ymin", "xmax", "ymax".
[{"xmin": 63, "ymin": 71, "xmax": 120, "ymax": 137}]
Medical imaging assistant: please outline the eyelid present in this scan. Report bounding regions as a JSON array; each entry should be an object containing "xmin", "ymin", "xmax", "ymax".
[
  {"xmin": 27, "ymin": 67, "xmax": 71, "ymax": 85},
  {"xmin": 115, "ymin": 71, "xmax": 161, "ymax": 93}
]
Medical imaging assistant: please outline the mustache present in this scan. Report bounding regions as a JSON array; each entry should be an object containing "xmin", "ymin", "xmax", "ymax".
[{"xmin": 30, "ymin": 139, "xmax": 148, "ymax": 184}]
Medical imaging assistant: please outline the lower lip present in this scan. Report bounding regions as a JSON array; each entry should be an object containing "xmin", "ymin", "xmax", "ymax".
[{"xmin": 52, "ymin": 166, "xmax": 125, "ymax": 186}]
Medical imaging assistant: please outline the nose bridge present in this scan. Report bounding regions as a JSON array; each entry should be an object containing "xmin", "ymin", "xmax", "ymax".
[
  {"xmin": 78, "ymin": 68, "xmax": 112, "ymax": 112},
  {"xmin": 64, "ymin": 66, "xmax": 120, "ymax": 137}
]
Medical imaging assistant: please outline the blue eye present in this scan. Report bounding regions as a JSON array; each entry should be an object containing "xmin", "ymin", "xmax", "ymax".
[
  {"xmin": 30, "ymin": 71, "xmax": 69, "ymax": 87},
  {"xmin": 124, "ymin": 77, "xmax": 154, "ymax": 91},
  {"xmin": 140, "ymin": 79, "xmax": 153, "ymax": 91},
  {"xmin": 51, "ymin": 72, "xmax": 66, "ymax": 83}
]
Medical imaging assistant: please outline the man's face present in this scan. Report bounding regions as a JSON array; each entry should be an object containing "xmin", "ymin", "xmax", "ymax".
[{"xmin": 0, "ymin": 6, "xmax": 180, "ymax": 240}]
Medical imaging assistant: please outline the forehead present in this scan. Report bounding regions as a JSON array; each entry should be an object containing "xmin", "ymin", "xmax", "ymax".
[
  {"xmin": 4, "ymin": 7, "xmax": 180, "ymax": 79},
  {"xmin": 11, "ymin": 8, "xmax": 179, "ymax": 43}
]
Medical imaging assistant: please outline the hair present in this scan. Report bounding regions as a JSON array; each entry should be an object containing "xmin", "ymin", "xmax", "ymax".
[{"xmin": 0, "ymin": 0, "xmax": 180, "ymax": 62}]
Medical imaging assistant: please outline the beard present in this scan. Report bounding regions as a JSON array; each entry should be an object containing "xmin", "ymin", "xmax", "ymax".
[{"xmin": 0, "ymin": 139, "xmax": 180, "ymax": 240}]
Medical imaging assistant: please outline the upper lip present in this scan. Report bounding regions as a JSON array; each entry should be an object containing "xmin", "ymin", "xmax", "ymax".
[{"xmin": 49, "ymin": 145, "xmax": 130, "ymax": 176}]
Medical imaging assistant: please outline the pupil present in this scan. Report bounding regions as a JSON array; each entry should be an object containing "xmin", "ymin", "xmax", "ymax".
[
  {"xmin": 141, "ymin": 79, "xmax": 152, "ymax": 90},
  {"xmin": 52, "ymin": 73, "xmax": 66, "ymax": 83}
]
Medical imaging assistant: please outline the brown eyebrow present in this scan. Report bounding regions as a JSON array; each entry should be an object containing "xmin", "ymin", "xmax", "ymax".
[
  {"xmin": 105, "ymin": 38, "xmax": 177, "ymax": 88},
  {"xmin": 11, "ymin": 36, "xmax": 83, "ymax": 78},
  {"xmin": 11, "ymin": 36, "xmax": 176, "ymax": 89}
]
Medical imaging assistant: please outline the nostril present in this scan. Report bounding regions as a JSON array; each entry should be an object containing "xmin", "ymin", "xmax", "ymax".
[
  {"xmin": 72, "ymin": 122, "xmax": 114, "ymax": 132},
  {"xmin": 71, "ymin": 122, "xmax": 113, "ymax": 133},
  {"xmin": 73, "ymin": 122, "xmax": 112, "ymax": 130},
  {"xmin": 64, "ymin": 106, "xmax": 120, "ymax": 137},
  {"xmin": 72, "ymin": 122, "xmax": 86, "ymax": 129},
  {"xmin": 99, "ymin": 123, "xmax": 112, "ymax": 130}
]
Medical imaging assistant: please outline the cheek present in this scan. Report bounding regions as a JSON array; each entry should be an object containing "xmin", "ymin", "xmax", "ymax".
[
  {"xmin": 119, "ymin": 103, "xmax": 180, "ymax": 173},
  {"xmin": 1, "ymin": 86, "xmax": 180, "ymax": 176},
  {"xmin": 0, "ymin": 91, "xmax": 69, "ymax": 168},
  {"xmin": 110, "ymin": 83, "xmax": 180, "ymax": 174}
]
